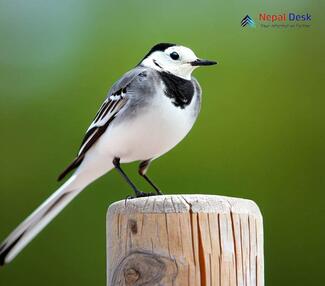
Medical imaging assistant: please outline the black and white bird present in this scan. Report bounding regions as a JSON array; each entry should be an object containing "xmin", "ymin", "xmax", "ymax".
[{"xmin": 0, "ymin": 43, "xmax": 216, "ymax": 265}]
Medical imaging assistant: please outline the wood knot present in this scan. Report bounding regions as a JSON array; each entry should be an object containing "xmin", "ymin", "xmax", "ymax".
[
  {"xmin": 124, "ymin": 268, "xmax": 140, "ymax": 284},
  {"xmin": 111, "ymin": 251, "xmax": 178, "ymax": 285},
  {"xmin": 128, "ymin": 219, "xmax": 137, "ymax": 234}
]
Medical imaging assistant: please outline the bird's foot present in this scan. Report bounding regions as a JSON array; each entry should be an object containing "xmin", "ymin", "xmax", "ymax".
[
  {"xmin": 125, "ymin": 191, "xmax": 156, "ymax": 200},
  {"xmin": 124, "ymin": 191, "xmax": 162, "ymax": 205},
  {"xmin": 133, "ymin": 191, "xmax": 157, "ymax": 199},
  {"xmin": 136, "ymin": 191, "xmax": 157, "ymax": 198}
]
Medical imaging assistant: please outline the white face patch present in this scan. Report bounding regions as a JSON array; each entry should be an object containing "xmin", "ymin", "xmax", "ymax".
[{"xmin": 141, "ymin": 46, "xmax": 199, "ymax": 80}]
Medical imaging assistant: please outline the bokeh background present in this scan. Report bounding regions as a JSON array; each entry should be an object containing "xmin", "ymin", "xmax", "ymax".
[{"xmin": 0, "ymin": 0, "xmax": 324, "ymax": 285}]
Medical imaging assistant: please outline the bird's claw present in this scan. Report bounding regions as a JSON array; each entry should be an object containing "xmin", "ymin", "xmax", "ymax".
[
  {"xmin": 139, "ymin": 191, "xmax": 157, "ymax": 197},
  {"xmin": 124, "ymin": 191, "xmax": 159, "ymax": 205},
  {"xmin": 126, "ymin": 191, "xmax": 156, "ymax": 200}
]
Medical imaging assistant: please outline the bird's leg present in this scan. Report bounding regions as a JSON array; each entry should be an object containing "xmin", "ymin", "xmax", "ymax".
[
  {"xmin": 138, "ymin": 160, "xmax": 164, "ymax": 195},
  {"xmin": 113, "ymin": 157, "xmax": 155, "ymax": 198}
]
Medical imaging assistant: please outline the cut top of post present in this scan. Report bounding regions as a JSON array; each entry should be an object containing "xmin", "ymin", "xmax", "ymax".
[{"xmin": 107, "ymin": 194, "xmax": 261, "ymax": 216}]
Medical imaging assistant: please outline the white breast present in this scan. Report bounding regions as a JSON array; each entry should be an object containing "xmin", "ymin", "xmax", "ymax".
[{"xmin": 95, "ymin": 89, "xmax": 200, "ymax": 163}]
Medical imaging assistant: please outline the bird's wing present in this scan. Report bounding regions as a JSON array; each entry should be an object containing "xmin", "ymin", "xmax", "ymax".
[{"xmin": 58, "ymin": 66, "xmax": 148, "ymax": 181}]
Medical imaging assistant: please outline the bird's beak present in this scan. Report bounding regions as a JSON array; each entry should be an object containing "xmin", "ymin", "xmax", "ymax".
[{"xmin": 190, "ymin": 59, "xmax": 217, "ymax": 66}]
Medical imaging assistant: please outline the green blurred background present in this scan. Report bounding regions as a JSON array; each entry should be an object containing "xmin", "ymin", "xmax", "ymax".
[{"xmin": 0, "ymin": 0, "xmax": 324, "ymax": 285}]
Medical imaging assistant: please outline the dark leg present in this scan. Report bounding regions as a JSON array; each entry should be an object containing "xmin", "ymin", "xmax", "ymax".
[
  {"xmin": 139, "ymin": 160, "xmax": 163, "ymax": 195},
  {"xmin": 113, "ymin": 157, "xmax": 155, "ymax": 198}
]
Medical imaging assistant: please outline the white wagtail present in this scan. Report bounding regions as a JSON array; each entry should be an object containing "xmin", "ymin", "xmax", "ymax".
[{"xmin": 0, "ymin": 43, "xmax": 216, "ymax": 265}]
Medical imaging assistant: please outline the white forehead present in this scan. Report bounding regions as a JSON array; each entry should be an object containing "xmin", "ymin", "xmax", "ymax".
[{"xmin": 164, "ymin": 45, "xmax": 197, "ymax": 61}]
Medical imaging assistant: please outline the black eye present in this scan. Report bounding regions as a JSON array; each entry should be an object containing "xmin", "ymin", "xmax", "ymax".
[{"xmin": 170, "ymin": 52, "xmax": 179, "ymax": 60}]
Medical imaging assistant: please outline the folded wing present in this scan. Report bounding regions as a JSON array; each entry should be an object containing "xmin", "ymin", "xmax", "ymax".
[{"xmin": 58, "ymin": 66, "xmax": 147, "ymax": 181}]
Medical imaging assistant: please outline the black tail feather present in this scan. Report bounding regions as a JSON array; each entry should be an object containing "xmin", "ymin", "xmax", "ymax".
[
  {"xmin": 0, "ymin": 232, "xmax": 26, "ymax": 266},
  {"xmin": 57, "ymin": 156, "xmax": 84, "ymax": 181}
]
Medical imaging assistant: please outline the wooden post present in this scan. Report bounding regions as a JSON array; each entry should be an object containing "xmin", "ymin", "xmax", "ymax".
[{"xmin": 107, "ymin": 195, "xmax": 264, "ymax": 286}]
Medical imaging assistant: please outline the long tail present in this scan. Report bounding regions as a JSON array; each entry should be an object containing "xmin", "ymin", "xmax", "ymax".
[{"xmin": 0, "ymin": 174, "xmax": 86, "ymax": 266}]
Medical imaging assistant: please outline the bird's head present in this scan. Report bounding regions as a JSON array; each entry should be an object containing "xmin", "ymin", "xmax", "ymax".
[{"xmin": 140, "ymin": 43, "xmax": 217, "ymax": 80}]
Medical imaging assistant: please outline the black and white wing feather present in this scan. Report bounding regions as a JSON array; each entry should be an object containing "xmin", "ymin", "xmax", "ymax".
[{"xmin": 58, "ymin": 67, "xmax": 147, "ymax": 181}]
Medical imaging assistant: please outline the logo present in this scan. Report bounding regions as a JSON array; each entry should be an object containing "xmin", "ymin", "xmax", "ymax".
[
  {"xmin": 241, "ymin": 12, "xmax": 312, "ymax": 29},
  {"xmin": 259, "ymin": 12, "xmax": 311, "ymax": 22},
  {"xmin": 241, "ymin": 15, "xmax": 255, "ymax": 27}
]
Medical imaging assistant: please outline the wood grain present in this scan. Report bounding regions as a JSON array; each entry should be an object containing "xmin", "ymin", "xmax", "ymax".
[{"xmin": 107, "ymin": 195, "xmax": 264, "ymax": 286}]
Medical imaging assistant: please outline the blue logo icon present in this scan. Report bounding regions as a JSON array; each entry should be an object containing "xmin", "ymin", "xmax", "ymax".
[{"xmin": 241, "ymin": 15, "xmax": 255, "ymax": 27}]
